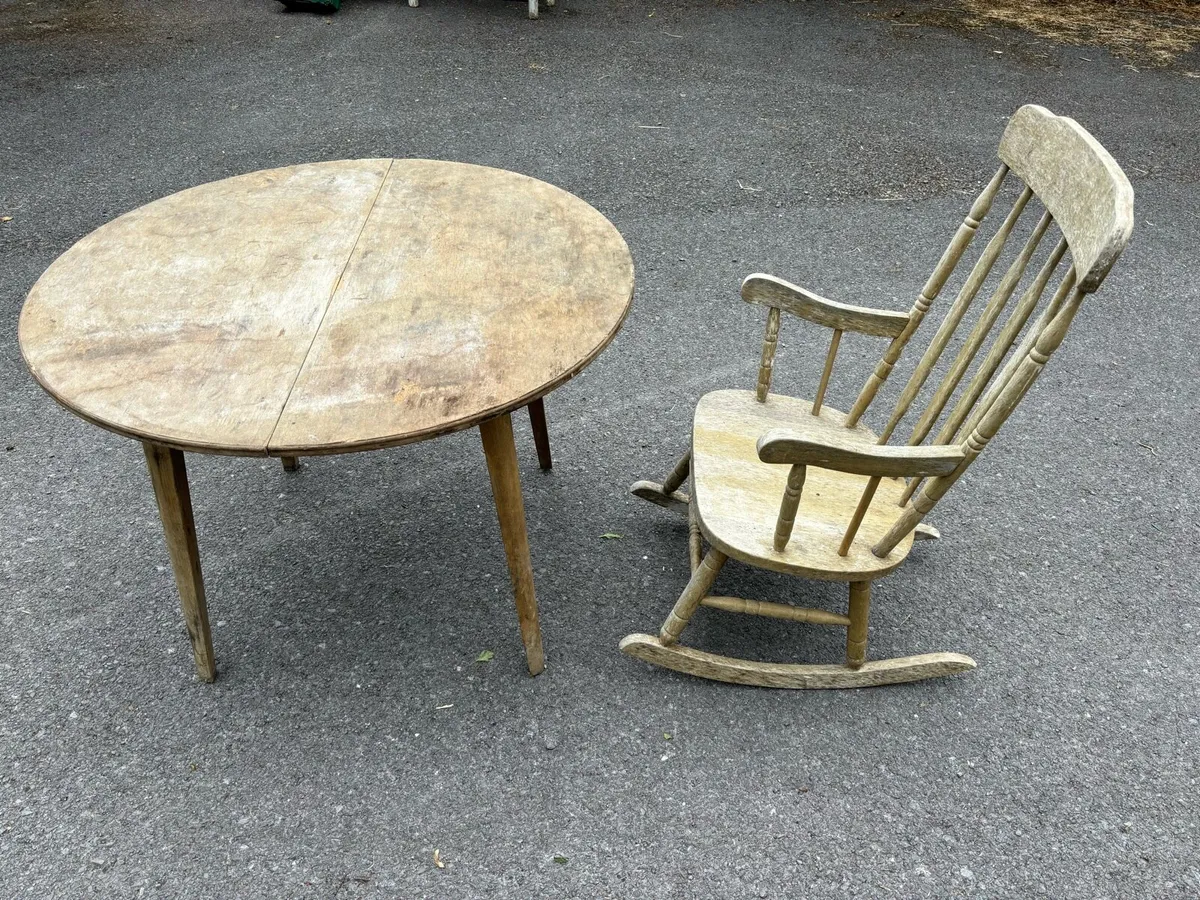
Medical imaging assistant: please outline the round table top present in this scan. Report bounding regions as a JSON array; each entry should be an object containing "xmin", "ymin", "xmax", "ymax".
[{"xmin": 19, "ymin": 159, "xmax": 635, "ymax": 456}]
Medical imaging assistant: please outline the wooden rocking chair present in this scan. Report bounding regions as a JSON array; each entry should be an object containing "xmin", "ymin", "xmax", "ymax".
[{"xmin": 621, "ymin": 105, "xmax": 1134, "ymax": 688}]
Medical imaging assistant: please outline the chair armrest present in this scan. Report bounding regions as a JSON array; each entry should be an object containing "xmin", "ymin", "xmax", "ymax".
[
  {"xmin": 756, "ymin": 429, "xmax": 965, "ymax": 477},
  {"xmin": 741, "ymin": 274, "xmax": 909, "ymax": 338}
]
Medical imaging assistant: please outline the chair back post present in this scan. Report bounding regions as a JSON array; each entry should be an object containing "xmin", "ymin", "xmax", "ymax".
[
  {"xmin": 755, "ymin": 306, "xmax": 781, "ymax": 402},
  {"xmin": 846, "ymin": 163, "xmax": 1010, "ymax": 428},
  {"xmin": 872, "ymin": 287, "xmax": 1086, "ymax": 558}
]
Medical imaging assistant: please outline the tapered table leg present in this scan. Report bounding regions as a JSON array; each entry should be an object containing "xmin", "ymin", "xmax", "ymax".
[
  {"xmin": 527, "ymin": 397, "xmax": 552, "ymax": 471},
  {"xmin": 143, "ymin": 443, "xmax": 216, "ymax": 682},
  {"xmin": 479, "ymin": 414, "xmax": 545, "ymax": 676}
]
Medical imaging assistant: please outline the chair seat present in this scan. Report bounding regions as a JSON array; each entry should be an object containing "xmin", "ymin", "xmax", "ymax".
[{"xmin": 692, "ymin": 389, "xmax": 916, "ymax": 580}]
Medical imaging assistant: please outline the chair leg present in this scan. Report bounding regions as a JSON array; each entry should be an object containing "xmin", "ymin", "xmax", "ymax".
[
  {"xmin": 687, "ymin": 502, "xmax": 703, "ymax": 572},
  {"xmin": 630, "ymin": 449, "xmax": 691, "ymax": 514},
  {"xmin": 660, "ymin": 548, "xmax": 726, "ymax": 645},
  {"xmin": 845, "ymin": 581, "xmax": 871, "ymax": 669},
  {"xmin": 623, "ymin": 567, "xmax": 976, "ymax": 688},
  {"xmin": 526, "ymin": 398, "xmax": 552, "ymax": 471}
]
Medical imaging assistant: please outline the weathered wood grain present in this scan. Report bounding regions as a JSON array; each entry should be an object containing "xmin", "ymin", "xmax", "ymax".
[
  {"xmin": 999, "ymin": 105, "xmax": 1134, "ymax": 292},
  {"xmin": 906, "ymin": 209, "xmax": 1053, "ymax": 448},
  {"xmin": 690, "ymin": 390, "xmax": 915, "ymax": 580},
  {"xmin": 630, "ymin": 480, "xmax": 690, "ymax": 513},
  {"xmin": 755, "ymin": 306, "xmax": 781, "ymax": 401},
  {"xmin": 701, "ymin": 595, "xmax": 851, "ymax": 627},
  {"xmin": 143, "ymin": 443, "xmax": 215, "ymax": 682},
  {"xmin": 874, "ymin": 288, "xmax": 1087, "ymax": 558},
  {"xmin": 756, "ymin": 428, "xmax": 966, "ymax": 476},
  {"xmin": 847, "ymin": 163, "xmax": 1009, "ymax": 427},
  {"xmin": 619, "ymin": 635, "xmax": 977, "ymax": 688},
  {"xmin": 838, "ymin": 479, "xmax": 881, "ymax": 557},
  {"xmin": 270, "ymin": 160, "xmax": 633, "ymax": 455},
  {"xmin": 21, "ymin": 159, "xmax": 633, "ymax": 682},
  {"xmin": 879, "ymin": 185, "xmax": 1034, "ymax": 442},
  {"xmin": 20, "ymin": 160, "xmax": 633, "ymax": 460},
  {"xmin": 772, "ymin": 464, "xmax": 808, "ymax": 552},
  {"xmin": 661, "ymin": 450, "xmax": 692, "ymax": 495},
  {"xmin": 527, "ymin": 398, "xmax": 552, "ymax": 471},
  {"xmin": 742, "ymin": 274, "xmax": 909, "ymax": 338},
  {"xmin": 623, "ymin": 105, "xmax": 1133, "ymax": 690},
  {"xmin": 480, "ymin": 413, "xmax": 545, "ymax": 676},
  {"xmin": 812, "ymin": 328, "xmax": 842, "ymax": 415},
  {"xmin": 19, "ymin": 160, "xmax": 393, "ymax": 454},
  {"xmin": 845, "ymin": 580, "xmax": 871, "ymax": 667},
  {"xmin": 935, "ymin": 238, "xmax": 1068, "ymax": 447},
  {"xmin": 688, "ymin": 501, "xmax": 703, "ymax": 572},
  {"xmin": 660, "ymin": 548, "xmax": 727, "ymax": 644}
]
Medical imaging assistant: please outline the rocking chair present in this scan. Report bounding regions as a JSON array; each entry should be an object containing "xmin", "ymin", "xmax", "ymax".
[{"xmin": 621, "ymin": 105, "xmax": 1134, "ymax": 688}]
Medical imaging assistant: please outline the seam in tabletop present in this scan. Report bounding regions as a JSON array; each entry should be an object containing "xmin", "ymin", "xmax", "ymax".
[{"xmin": 265, "ymin": 158, "xmax": 395, "ymax": 453}]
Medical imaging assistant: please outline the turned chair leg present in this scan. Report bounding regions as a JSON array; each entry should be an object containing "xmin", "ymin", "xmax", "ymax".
[
  {"xmin": 630, "ymin": 449, "xmax": 692, "ymax": 514},
  {"xmin": 662, "ymin": 449, "xmax": 691, "ymax": 495},
  {"xmin": 527, "ymin": 398, "xmax": 552, "ymax": 471},
  {"xmin": 687, "ymin": 502, "xmax": 703, "ymax": 572},
  {"xmin": 845, "ymin": 581, "xmax": 871, "ymax": 669},
  {"xmin": 660, "ymin": 548, "xmax": 727, "ymax": 645}
]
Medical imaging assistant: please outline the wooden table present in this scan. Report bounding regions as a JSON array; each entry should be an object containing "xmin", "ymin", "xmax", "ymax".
[{"xmin": 19, "ymin": 159, "xmax": 634, "ymax": 681}]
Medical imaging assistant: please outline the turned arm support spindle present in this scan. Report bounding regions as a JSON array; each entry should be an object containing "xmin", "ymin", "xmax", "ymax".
[
  {"xmin": 758, "ymin": 431, "xmax": 967, "ymax": 555},
  {"xmin": 773, "ymin": 464, "xmax": 808, "ymax": 552}
]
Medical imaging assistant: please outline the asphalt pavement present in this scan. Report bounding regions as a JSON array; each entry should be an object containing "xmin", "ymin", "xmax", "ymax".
[{"xmin": 2, "ymin": 0, "xmax": 1197, "ymax": 896}]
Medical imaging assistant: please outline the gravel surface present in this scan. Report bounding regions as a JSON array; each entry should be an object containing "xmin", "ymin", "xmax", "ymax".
[{"xmin": 2, "ymin": 0, "xmax": 1197, "ymax": 896}]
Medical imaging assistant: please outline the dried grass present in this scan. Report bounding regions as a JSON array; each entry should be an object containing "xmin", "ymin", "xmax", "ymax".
[{"xmin": 938, "ymin": 0, "xmax": 1200, "ymax": 65}]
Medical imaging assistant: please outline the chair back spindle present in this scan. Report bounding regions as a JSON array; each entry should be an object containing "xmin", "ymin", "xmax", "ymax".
[
  {"xmin": 933, "ymin": 238, "xmax": 1068, "ymax": 447},
  {"xmin": 905, "ymin": 207, "xmax": 1053, "ymax": 448},
  {"xmin": 838, "ymin": 475, "xmax": 881, "ymax": 556},
  {"xmin": 879, "ymin": 184, "xmax": 1035, "ymax": 443},
  {"xmin": 897, "ymin": 261, "xmax": 1077, "ymax": 508},
  {"xmin": 811, "ymin": 328, "xmax": 843, "ymax": 415},
  {"xmin": 846, "ymin": 163, "xmax": 1010, "ymax": 428},
  {"xmin": 874, "ymin": 287, "xmax": 1086, "ymax": 557},
  {"xmin": 756, "ymin": 306, "xmax": 781, "ymax": 402}
]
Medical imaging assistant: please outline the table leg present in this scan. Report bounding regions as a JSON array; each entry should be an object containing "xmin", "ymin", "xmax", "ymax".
[
  {"xmin": 479, "ymin": 414, "xmax": 545, "ymax": 676},
  {"xmin": 143, "ymin": 443, "xmax": 216, "ymax": 682},
  {"xmin": 280, "ymin": 456, "xmax": 300, "ymax": 472},
  {"xmin": 526, "ymin": 397, "xmax": 552, "ymax": 472}
]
